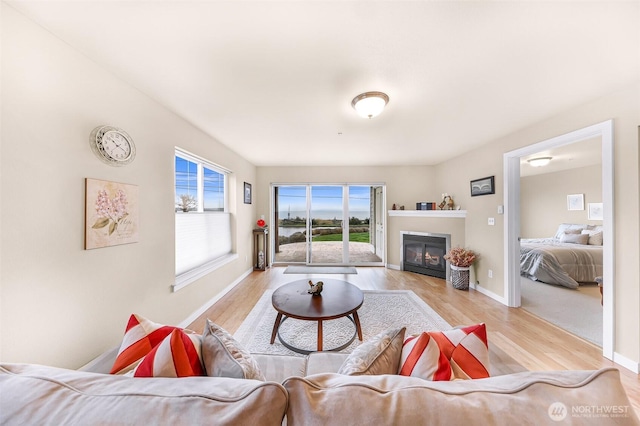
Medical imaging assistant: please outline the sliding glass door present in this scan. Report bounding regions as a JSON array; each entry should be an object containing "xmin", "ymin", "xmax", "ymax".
[{"xmin": 273, "ymin": 184, "xmax": 384, "ymax": 265}]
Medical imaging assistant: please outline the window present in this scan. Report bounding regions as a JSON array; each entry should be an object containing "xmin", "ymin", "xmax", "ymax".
[
  {"xmin": 175, "ymin": 154, "xmax": 225, "ymax": 212},
  {"xmin": 174, "ymin": 149, "xmax": 235, "ymax": 291}
]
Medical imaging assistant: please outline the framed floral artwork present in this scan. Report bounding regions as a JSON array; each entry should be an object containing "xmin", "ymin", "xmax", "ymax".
[{"xmin": 85, "ymin": 178, "xmax": 139, "ymax": 249}]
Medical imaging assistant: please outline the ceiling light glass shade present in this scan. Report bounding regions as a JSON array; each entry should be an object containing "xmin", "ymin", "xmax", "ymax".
[
  {"xmin": 528, "ymin": 157, "xmax": 552, "ymax": 167},
  {"xmin": 351, "ymin": 91, "xmax": 389, "ymax": 119}
]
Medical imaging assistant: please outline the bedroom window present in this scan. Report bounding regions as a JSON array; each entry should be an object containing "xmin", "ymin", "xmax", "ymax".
[{"xmin": 174, "ymin": 148, "xmax": 235, "ymax": 291}]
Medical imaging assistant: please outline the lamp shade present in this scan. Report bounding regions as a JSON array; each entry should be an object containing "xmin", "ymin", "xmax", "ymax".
[
  {"xmin": 527, "ymin": 157, "xmax": 552, "ymax": 167},
  {"xmin": 351, "ymin": 92, "xmax": 389, "ymax": 119}
]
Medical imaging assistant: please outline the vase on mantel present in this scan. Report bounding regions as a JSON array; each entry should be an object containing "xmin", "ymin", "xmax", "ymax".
[{"xmin": 450, "ymin": 265, "xmax": 470, "ymax": 290}]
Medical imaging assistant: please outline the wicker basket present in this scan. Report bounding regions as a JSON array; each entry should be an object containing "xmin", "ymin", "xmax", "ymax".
[{"xmin": 450, "ymin": 265, "xmax": 470, "ymax": 290}]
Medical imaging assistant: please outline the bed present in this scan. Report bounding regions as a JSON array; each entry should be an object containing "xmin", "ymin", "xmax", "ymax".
[{"xmin": 520, "ymin": 223, "xmax": 603, "ymax": 289}]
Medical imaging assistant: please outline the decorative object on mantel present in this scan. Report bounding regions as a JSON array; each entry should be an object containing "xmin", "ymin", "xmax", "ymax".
[
  {"xmin": 85, "ymin": 178, "xmax": 139, "ymax": 250},
  {"xmin": 416, "ymin": 202, "xmax": 437, "ymax": 210},
  {"xmin": 438, "ymin": 193, "xmax": 455, "ymax": 210},
  {"xmin": 444, "ymin": 247, "xmax": 477, "ymax": 290},
  {"xmin": 307, "ymin": 280, "xmax": 324, "ymax": 296}
]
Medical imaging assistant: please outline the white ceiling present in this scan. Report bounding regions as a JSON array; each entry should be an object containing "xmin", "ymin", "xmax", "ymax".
[{"xmin": 7, "ymin": 1, "xmax": 640, "ymax": 167}]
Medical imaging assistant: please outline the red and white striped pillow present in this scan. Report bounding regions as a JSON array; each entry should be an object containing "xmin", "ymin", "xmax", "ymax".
[
  {"xmin": 428, "ymin": 323, "xmax": 490, "ymax": 379},
  {"xmin": 399, "ymin": 333, "xmax": 454, "ymax": 381},
  {"xmin": 110, "ymin": 314, "xmax": 178, "ymax": 375},
  {"xmin": 132, "ymin": 328, "xmax": 204, "ymax": 378}
]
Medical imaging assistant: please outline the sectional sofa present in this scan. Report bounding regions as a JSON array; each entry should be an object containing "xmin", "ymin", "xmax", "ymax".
[{"xmin": 1, "ymin": 319, "xmax": 637, "ymax": 425}]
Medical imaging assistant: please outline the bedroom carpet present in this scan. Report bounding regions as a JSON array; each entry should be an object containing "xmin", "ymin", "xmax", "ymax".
[
  {"xmin": 234, "ymin": 288, "xmax": 527, "ymax": 376},
  {"xmin": 520, "ymin": 276, "xmax": 602, "ymax": 346}
]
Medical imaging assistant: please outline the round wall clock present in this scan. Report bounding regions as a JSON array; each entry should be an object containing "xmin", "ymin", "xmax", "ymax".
[{"xmin": 90, "ymin": 125, "xmax": 136, "ymax": 166}]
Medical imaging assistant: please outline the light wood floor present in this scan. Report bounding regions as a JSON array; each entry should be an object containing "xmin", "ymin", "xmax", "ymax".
[{"xmin": 188, "ymin": 266, "xmax": 640, "ymax": 415}]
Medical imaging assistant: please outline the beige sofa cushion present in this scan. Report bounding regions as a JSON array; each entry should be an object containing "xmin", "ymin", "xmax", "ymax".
[
  {"xmin": 283, "ymin": 368, "xmax": 638, "ymax": 425},
  {"xmin": 337, "ymin": 327, "xmax": 405, "ymax": 375},
  {"xmin": 0, "ymin": 363, "xmax": 287, "ymax": 426},
  {"xmin": 202, "ymin": 319, "xmax": 265, "ymax": 380}
]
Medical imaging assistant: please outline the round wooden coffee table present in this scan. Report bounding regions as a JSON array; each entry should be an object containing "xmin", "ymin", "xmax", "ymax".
[{"xmin": 270, "ymin": 279, "xmax": 364, "ymax": 354}]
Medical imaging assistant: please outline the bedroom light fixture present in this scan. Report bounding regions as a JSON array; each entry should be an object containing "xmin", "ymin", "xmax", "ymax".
[
  {"xmin": 351, "ymin": 91, "xmax": 389, "ymax": 119},
  {"xmin": 527, "ymin": 157, "xmax": 552, "ymax": 167}
]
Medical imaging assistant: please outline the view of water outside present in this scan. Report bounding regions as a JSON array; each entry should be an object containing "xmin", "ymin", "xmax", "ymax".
[{"xmin": 277, "ymin": 186, "xmax": 371, "ymax": 237}]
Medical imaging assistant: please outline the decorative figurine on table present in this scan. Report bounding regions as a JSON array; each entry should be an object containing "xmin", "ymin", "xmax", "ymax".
[
  {"xmin": 256, "ymin": 215, "xmax": 266, "ymax": 228},
  {"xmin": 308, "ymin": 280, "xmax": 323, "ymax": 296}
]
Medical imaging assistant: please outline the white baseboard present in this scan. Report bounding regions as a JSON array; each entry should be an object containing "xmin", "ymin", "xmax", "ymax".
[
  {"xmin": 613, "ymin": 352, "xmax": 640, "ymax": 374},
  {"xmin": 387, "ymin": 263, "xmax": 400, "ymax": 270},
  {"xmin": 178, "ymin": 268, "xmax": 253, "ymax": 329},
  {"xmin": 469, "ymin": 282, "xmax": 507, "ymax": 305}
]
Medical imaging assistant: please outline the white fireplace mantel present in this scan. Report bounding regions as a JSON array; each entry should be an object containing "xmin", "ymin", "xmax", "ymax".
[{"xmin": 388, "ymin": 210, "xmax": 467, "ymax": 218}]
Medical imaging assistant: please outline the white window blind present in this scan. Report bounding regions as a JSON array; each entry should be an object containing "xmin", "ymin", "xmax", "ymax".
[
  {"xmin": 175, "ymin": 213, "xmax": 232, "ymax": 276},
  {"xmin": 174, "ymin": 148, "xmax": 233, "ymax": 290}
]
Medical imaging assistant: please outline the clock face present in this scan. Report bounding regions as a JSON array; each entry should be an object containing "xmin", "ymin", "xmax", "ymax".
[
  {"xmin": 90, "ymin": 126, "xmax": 136, "ymax": 166},
  {"xmin": 101, "ymin": 131, "xmax": 132, "ymax": 161}
]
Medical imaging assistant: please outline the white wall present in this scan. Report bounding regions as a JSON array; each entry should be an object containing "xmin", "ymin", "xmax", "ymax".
[
  {"xmin": 434, "ymin": 83, "xmax": 640, "ymax": 363},
  {"xmin": 521, "ymin": 165, "xmax": 603, "ymax": 238},
  {"xmin": 0, "ymin": 5, "xmax": 256, "ymax": 368}
]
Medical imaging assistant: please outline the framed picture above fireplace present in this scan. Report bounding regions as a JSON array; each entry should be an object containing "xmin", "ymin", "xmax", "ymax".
[{"xmin": 470, "ymin": 176, "xmax": 495, "ymax": 197}]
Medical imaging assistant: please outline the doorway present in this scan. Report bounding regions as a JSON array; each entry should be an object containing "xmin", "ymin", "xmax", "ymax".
[
  {"xmin": 272, "ymin": 184, "xmax": 385, "ymax": 265},
  {"xmin": 503, "ymin": 120, "xmax": 614, "ymax": 359}
]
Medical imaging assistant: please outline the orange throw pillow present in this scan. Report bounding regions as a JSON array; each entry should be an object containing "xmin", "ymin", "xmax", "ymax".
[
  {"xmin": 133, "ymin": 329, "xmax": 204, "ymax": 378},
  {"xmin": 428, "ymin": 323, "xmax": 490, "ymax": 379},
  {"xmin": 398, "ymin": 333, "xmax": 454, "ymax": 381},
  {"xmin": 110, "ymin": 314, "xmax": 178, "ymax": 375}
]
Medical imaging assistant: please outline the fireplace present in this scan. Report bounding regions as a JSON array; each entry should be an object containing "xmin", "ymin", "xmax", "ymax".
[{"xmin": 401, "ymin": 232, "xmax": 450, "ymax": 279}]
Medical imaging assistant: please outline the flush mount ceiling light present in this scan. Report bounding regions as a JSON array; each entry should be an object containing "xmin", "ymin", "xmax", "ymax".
[
  {"xmin": 351, "ymin": 91, "xmax": 389, "ymax": 119},
  {"xmin": 527, "ymin": 157, "xmax": 552, "ymax": 167}
]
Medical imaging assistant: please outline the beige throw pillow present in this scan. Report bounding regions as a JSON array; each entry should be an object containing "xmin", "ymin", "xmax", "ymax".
[
  {"xmin": 337, "ymin": 327, "xmax": 406, "ymax": 375},
  {"xmin": 560, "ymin": 232, "xmax": 589, "ymax": 245},
  {"xmin": 201, "ymin": 319, "xmax": 265, "ymax": 381},
  {"xmin": 582, "ymin": 230, "xmax": 603, "ymax": 246}
]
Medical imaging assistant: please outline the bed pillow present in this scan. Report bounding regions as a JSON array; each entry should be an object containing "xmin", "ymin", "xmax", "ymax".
[
  {"xmin": 110, "ymin": 314, "xmax": 179, "ymax": 375},
  {"xmin": 338, "ymin": 328, "xmax": 406, "ymax": 375},
  {"xmin": 132, "ymin": 328, "xmax": 204, "ymax": 378},
  {"xmin": 398, "ymin": 333, "xmax": 453, "ymax": 381},
  {"xmin": 560, "ymin": 232, "xmax": 589, "ymax": 245},
  {"xmin": 582, "ymin": 229, "xmax": 603, "ymax": 246},
  {"xmin": 201, "ymin": 319, "xmax": 265, "ymax": 380},
  {"xmin": 427, "ymin": 323, "xmax": 490, "ymax": 379},
  {"xmin": 554, "ymin": 223, "xmax": 587, "ymax": 240}
]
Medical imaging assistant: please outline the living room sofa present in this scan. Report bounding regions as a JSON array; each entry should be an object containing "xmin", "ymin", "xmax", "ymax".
[
  {"xmin": 2, "ymin": 319, "xmax": 638, "ymax": 425},
  {"xmin": 2, "ymin": 348, "xmax": 638, "ymax": 425}
]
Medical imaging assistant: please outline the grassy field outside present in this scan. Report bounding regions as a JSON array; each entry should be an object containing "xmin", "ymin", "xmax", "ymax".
[{"xmin": 312, "ymin": 232, "xmax": 370, "ymax": 243}]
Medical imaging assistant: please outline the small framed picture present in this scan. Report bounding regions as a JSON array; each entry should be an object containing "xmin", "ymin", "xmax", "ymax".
[
  {"xmin": 470, "ymin": 176, "xmax": 495, "ymax": 197},
  {"xmin": 244, "ymin": 182, "xmax": 252, "ymax": 204},
  {"xmin": 567, "ymin": 194, "xmax": 584, "ymax": 211},
  {"xmin": 588, "ymin": 202, "xmax": 603, "ymax": 220}
]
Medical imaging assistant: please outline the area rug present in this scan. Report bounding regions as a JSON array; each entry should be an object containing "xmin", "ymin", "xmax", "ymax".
[
  {"xmin": 234, "ymin": 289, "xmax": 450, "ymax": 357},
  {"xmin": 521, "ymin": 276, "xmax": 602, "ymax": 346},
  {"xmin": 284, "ymin": 266, "xmax": 357, "ymax": 274}
]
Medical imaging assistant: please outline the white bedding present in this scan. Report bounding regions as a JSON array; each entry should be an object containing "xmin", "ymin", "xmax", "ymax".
[{"xmin": 520, "ymin": 237, "xmax": 603, "ymax": 289}]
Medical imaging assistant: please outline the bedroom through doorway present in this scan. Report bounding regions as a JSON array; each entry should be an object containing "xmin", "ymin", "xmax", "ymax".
[{"xmin": 504, "ymin": 120, "xmax": 615, "ymax": 359}]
